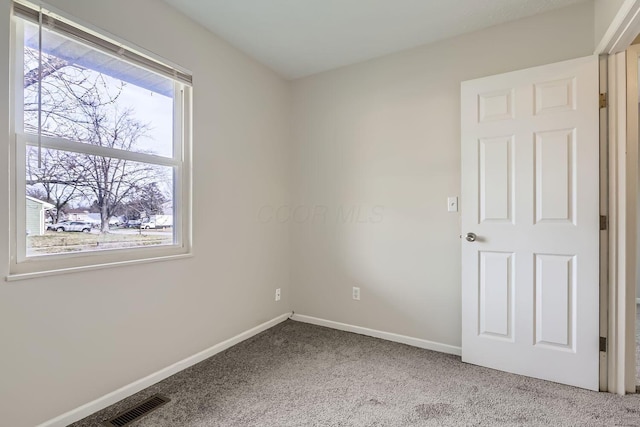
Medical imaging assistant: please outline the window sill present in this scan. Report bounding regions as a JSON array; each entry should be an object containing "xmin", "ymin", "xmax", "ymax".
[{"xmin": 5, "ymin": 252, "xmax": 193, "ymax": 282}]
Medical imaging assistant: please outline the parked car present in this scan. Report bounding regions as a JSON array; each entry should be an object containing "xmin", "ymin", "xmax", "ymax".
[
  {"xmin": 126, "ymin": 219, "xmax": 142, "ymax": 228},
  {"xmin": 49, "ymin": 221, "xmax": 92, "ymax": 233}
]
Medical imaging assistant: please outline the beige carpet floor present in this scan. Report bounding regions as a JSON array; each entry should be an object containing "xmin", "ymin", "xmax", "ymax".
[{"xmin": 71, "ymin": 320, "xmax": 640, "ymax": 427}]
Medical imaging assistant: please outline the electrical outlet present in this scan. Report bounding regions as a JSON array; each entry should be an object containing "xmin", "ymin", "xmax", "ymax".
[
  {"xmin": 352, "ymin": 286, "xmax": 360, "ymax": 301},
  {"xmin": 275, "ymin": 288, "xmax": 281, "ymax": 301}
]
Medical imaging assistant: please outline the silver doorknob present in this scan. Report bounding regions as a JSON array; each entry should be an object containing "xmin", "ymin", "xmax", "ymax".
[{"xmin": 465, "ymin": 232, "xmax": 477, "ymax": 242}]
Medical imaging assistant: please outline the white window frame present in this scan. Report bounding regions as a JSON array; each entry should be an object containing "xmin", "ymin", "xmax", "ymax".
[{"xmin": 8, "ymin": 2, "xmax": 192, "ymax": 279}]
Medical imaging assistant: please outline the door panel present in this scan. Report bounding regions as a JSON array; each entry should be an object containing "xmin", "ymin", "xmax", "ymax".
[
  {"xmin": 479, "ymin": 89, "xmax": 514, "ymax": 122},
  {"xmin": 479, "ymin": 136, "xmax": 514, "ymax": 223},
  {"xmin": 534, "ymin": 129, "xmax": 575, "ymax": 224},
  {"xmin": 534, "ymin": 253, "xmax": 575, "ymax": 350},
  {"xmin": 461, "ymin": 55, "xmax": 599, "ymax": 391},
  {"xmin": 479, "ymin": 251, "xmax": 514, "ymax": 340},
  {"xmin": 534, "ymin": 78, "xmax": 576, "ymax": 114}
]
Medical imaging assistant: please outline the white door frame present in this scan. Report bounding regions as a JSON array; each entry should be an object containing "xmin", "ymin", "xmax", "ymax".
[
  {"xmin": 624, "ymin": 44, "xmax": 639, "ymax": 394},
  {"xmin": 598, "ymin": 54, "xmax": 609, "ymax": 392},
  {"xmin": 595, "ymin": 0, "xmax": 640, "ymax": 395}
]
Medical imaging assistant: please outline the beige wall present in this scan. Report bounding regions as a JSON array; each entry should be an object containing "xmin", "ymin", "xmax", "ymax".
[
  {"xmin": 594, "ymin": 0, "xmax": 627, "ymax": 48},
  {"xmin": 290, "ymin": 2, "xmax": 595, "ymax": 347},
  {"xmin": 0, "ymin": 1, "xmax": 292, "ymax": 426}
]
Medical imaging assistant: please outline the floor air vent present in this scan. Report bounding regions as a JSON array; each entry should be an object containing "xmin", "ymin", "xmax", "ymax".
[{"xmin": 103, "ymin": 394, "xmax": 170, "ymax": 427}]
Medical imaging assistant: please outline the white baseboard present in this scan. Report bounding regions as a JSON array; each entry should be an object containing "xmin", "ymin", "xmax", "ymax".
[
  {"xmin": 290, "ymin": 313, "xmax": 462, "ymax": 356},
  {"xmin": 38, "ymin": 312, "xmax": 293, "ymax": 427}
]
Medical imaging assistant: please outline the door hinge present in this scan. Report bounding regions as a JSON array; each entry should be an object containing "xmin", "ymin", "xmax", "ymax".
[
  {"xmin": 599, "ymin": 93, "xmax": 607, "ymax": 109},
  {"xmin": 600, "ymin": 336, "xmax": 607, "ymax": 352},
  {"xmin": 600, "ymin": 215, "xmax": 607, "ymax": 231}
]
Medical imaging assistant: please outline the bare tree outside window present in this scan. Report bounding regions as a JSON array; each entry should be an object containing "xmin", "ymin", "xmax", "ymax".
[
  {"xmin": 11, "ymin": 7, "xmax": 189, "ymax": 271},
  {"xmin": 23, "ymin": 43, "xmax": 171, "ymax": 234},
  {"xmin": 18, "ymin": 22, "xmax": 178, "ymax": 257}
]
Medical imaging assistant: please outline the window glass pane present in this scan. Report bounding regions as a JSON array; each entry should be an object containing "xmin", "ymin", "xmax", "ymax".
[
  {"xmin": 23, "ymin": 21, "xmax": 174, "ymax": 158},
  {"xmin": 26, "ymin": 147, "xmax": 175, "ymax": 257}
]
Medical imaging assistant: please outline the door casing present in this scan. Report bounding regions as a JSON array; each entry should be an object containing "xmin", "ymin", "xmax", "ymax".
[{"xmin": 594, "ymin": 0, "xmax": 640, "ymax": 395}]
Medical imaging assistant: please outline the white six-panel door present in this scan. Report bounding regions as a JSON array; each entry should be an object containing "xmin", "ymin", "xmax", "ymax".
[{"xmin": 461, "ymin": 56, "xmax": 599, "ymax": 390}]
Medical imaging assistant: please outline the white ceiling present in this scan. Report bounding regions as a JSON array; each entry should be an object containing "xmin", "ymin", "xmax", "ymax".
[{"xmin": 163, "ymin": 0, "xmax": 589, "ymax": 80}]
